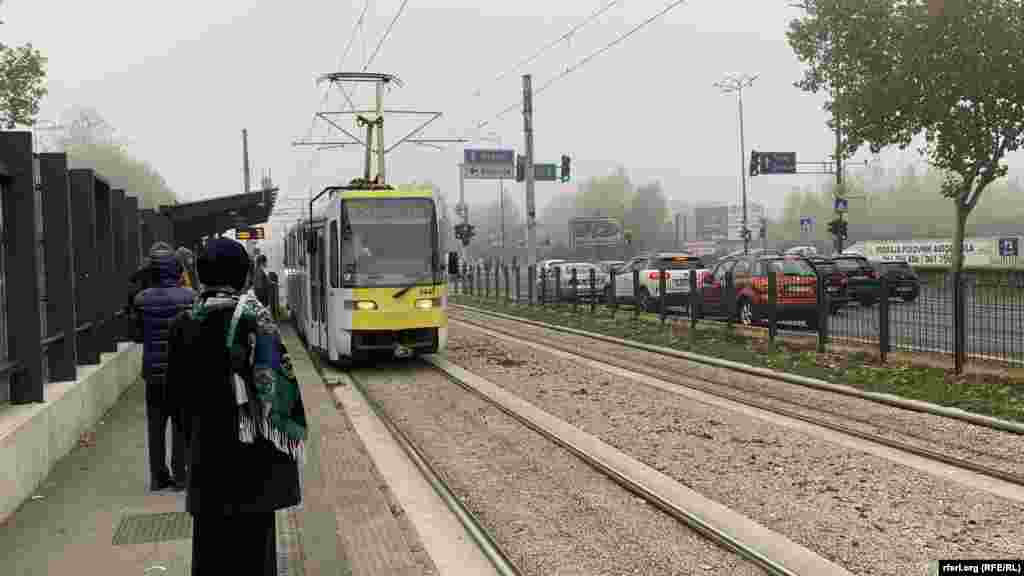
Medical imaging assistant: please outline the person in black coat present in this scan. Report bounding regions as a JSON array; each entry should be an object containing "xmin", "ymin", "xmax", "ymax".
[
  {"xmin": 167, "ymin": 238, "xmax": 303, "ymax": 576},
  {"xmin": 134, "ymin": 241, "xmax": 196, "ymax": 491}
]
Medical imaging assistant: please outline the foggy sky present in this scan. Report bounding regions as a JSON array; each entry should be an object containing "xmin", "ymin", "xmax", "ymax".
[{"xmin": 5, "ymin": 0, "xmax": 1021, "ymax": 220}]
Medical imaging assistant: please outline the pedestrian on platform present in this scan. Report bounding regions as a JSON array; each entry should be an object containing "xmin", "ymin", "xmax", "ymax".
[
  {"xmin": 134, "ymin": 241, "xmax": 195, "ymax": 491},
  {"xmin": 252, "ymin": 254, "xmax": 270, "ymax": 307},
  {"xmin": 167, "ymin": 238, "xmax": 305, "ymax": 576},
  {"xmin": 175, "ymin": 246, "xmax": 198, "ymax": 289}
]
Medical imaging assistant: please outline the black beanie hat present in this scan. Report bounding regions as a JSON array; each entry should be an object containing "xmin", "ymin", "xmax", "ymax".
[{"xmin": 197, "ymin": 238, "xmax": 251, "ymax": 291}]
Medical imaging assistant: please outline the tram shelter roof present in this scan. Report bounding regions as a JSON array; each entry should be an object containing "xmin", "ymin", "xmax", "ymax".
[{"xmin": 160, "ymin": 187, "xmax": 278, "ymax": 248}]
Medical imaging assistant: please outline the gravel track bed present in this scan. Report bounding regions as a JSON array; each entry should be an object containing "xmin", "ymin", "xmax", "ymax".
[
  {"xmin": 445, "ymin": 321, "xmax": 1024, "ymax": 576},
  {"xmin": 357, "ymin": 364, "xmax": 767, "ymax": 576},
  {"xmin": 452, "ymin": 308, "xmax": 1024, "ymax": 479}
]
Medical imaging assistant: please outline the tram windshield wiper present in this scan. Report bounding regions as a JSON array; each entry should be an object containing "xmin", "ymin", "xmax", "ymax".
[{"xmin": 392, "ymin": 271, "xmax": 434, "ymax": 299}]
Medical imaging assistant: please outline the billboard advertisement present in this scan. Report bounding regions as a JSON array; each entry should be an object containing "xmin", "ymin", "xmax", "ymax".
[
  {"xmin": 694, "ymin": 205, "xmax": 729, "ymax": 241},
  {"xmin": 570, "ymin": 217, "xmax": 623, "ymax": 249},
  {"xmin": 859, "ymin": 236, "xmax": 1023, "ymax": 269}
]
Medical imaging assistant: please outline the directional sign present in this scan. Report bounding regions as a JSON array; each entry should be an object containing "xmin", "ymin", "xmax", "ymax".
[
  {"xmin": 463, "ymin": 164, "xmax": 514, "ymax": 180},
  {"xmin": 799, "ymin": 216, "xmax": 815, "ymax": 233},
  {"xmin": 464, "ymin": 149, "xmax": 514, "ymax": 165},
  {"xmin": 533, "ymin": 163, "xmax": 558, "ymax": 181},
  {"xmin": 464, "ymin": 148, "xmax": 515, "ymax": 180},
  {"xmin": 757, "ymin": 152, "xmax": 797, "ymax": 175},
  {"xmin": 999, "ymin": 237, "xmax": 1019, "ymax": 257},
  {"xmin": 834, "ymin": 198, "xmax": 849, "ymax": 213}
]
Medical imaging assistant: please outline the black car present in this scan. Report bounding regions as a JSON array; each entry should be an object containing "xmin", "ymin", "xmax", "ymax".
[
  {"xmin": 832, "ymin": 255, "xmax": 882, "ymax": 306},
  {"xmin": 805, "ymin": 257, "xmax": 851, "ymax": 313},
  {"xmin": 874, "ymin": 260, "xmax": 921, "ymax": 302}
]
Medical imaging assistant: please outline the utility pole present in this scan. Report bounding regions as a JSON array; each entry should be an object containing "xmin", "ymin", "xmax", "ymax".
[
  {"xmin": 499, "ymin": 184, "xmax": 506, "ymax": 264},
  {"xmin": 376, "ymin": 80, "xmax": 385, "ymax": 184},
  {"xmin": 458, "ymin": 162, "xmax": 467, "ymax": 264},
  {"xmin": 834, "ymin": 102, "xmax": 845, "ymax": 255},
  {"xmin": 523, "ymin": 74, "xmax": 537, "ymax": 270},
  {"xmin": 242, "ymin": 129, "xmax": 251, "ymax": 193},
  {"xmin": 714, "ymin": 73, "xmax": 758, "ymax": 255}
]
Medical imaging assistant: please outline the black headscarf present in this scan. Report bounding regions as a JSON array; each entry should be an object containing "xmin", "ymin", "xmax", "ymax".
[{"xmin": 197, "ymin": 238, "xmax": 251, "ymax": 291}]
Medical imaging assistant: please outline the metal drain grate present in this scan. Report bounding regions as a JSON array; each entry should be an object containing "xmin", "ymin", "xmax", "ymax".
[{"xmin": 112, "ymin": 512, "xmax": 193, "ymax": 545}]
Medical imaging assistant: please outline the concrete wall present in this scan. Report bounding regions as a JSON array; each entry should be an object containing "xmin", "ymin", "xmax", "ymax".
[{"xmin": 0, "ymin": 342, "xmax": 141, "ymax": 523}]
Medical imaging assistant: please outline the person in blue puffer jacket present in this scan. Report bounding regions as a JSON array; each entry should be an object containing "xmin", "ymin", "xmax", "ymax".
[{"xmin": 134, "ymin": 241, "xmax": 196, "ymax": 491}]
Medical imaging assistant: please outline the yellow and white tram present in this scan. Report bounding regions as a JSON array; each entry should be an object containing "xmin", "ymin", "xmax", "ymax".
[{"xmin": 282, "ymin": 184, "xmax": 451, "ymax": 362}]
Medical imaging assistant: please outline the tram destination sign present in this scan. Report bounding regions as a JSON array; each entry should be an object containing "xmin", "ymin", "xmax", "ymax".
[
  {"xmin": 344, "ymin": 199, "xmax": 433, "ymax": 222},
  {"xmin": 463, "ymin": 148, "xmax": 515, "ymax": 180}
]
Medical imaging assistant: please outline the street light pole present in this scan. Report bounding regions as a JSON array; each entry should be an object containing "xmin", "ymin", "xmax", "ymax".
[{"xmin": 714, "ymin": 73, "xmax": 758, "ymax": 255}]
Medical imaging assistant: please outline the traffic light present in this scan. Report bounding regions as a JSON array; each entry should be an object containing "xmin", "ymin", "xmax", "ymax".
[
  {"xmin": 759, "ymin": 219, "xmax": 767, "ymax": 239},
  {"xmin": 516, "ymin": 155, "xmax": 525, "ymax": 183},
  {"xmin": 838, "ymin": 219, "xmax": 848, "ymax": 240},
  {"xmin": 560, "ymin": 155, "xmax": 571, "ymax": 183},
  {"xmin": 749, "ymin": 151, "xmax": 760, "ymax": 177},
  {"xmin": 455, "ymin": 222, "xmax": 476, "ymax": 246}
]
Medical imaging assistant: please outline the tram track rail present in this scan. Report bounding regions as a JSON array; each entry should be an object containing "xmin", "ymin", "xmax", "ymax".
[
  {"xmin": 329, "ymin": 354, "xmax": 856, "ymax": 575},
  {"xmin": 309, "ymin": 357, "xmax": 522, "ymax": 576},
  {"xmin": 449, "ymin": 307, "xmax": 1024, "ymax": 499}
]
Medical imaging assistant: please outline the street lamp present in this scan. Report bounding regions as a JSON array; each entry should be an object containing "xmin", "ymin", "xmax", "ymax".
[{"xmin": 714, "ymin": 73, "xmax": 758, "ymax": 255}]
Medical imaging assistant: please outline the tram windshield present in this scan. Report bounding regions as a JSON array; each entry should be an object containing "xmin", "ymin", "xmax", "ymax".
[{"xmin": 341, "ymin": 197, "xmax": 439, "ymax": 287}]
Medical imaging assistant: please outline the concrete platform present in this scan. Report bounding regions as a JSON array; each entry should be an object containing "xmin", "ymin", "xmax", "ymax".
[{"xmin": 0, "ymin": 341, "xmax": 141, "ymax": 523}]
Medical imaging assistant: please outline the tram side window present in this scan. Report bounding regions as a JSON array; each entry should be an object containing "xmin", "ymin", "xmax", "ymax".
[{"xmin": 329, "ymin": 221, "xmax": 339, "ymax": 288}]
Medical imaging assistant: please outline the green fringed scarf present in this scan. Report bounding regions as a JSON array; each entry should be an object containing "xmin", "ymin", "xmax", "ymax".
[{"xmin": 191, "ymin": 290, "xmax": 307, "ymax": 464}]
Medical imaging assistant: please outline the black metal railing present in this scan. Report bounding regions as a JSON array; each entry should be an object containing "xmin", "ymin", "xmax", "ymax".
[{"xmin": 451, "ymin": 264, "xmax": 1024, "ymax": 373}]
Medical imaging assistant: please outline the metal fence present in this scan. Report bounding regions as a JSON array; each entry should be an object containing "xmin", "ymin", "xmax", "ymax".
[
  {"xmin": 451, "ymin": 261, "xmax": 1024, "ymax": 373},
  {"xmin": 0, "ymin": 132, "xmax": 167, "ymax": 405}
]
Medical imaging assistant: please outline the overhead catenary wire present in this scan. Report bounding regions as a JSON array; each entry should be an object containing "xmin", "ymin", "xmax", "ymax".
[
  {"xmin": 363, "ymin": 0, "xmax": 411, "ymax": 71},
  {"xmin": 292, "ymin": 1, "xmax": 373, "ymax": 203},
  {"xmin": 471, "ymin": 0, "xmax": 622, "ymax": 99},
  {"xmin": 477, "ymin": 0, "xmax": 691, "ymax": 130}
]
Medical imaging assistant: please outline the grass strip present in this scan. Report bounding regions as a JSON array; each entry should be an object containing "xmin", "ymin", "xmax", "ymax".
[{"xmin": 452, "ymin": 294, "xmax": 1024, "ymax": 424}]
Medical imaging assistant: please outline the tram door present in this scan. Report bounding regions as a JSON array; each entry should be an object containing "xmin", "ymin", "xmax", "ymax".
[
  {"xmin": 309, "ymin": 224, "xmax": 326, "ymax": 351},
  {"xmin": 317, "ymin": 227, "xmax": 328, "ymax": 350},
  {"xmin": 326, "ymin": 202, "xmax": 341, "ymax": 361}
]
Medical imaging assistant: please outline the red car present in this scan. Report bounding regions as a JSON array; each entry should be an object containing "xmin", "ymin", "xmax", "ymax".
[{"xmin": 696, "ymin": 254, "xmax": 820, "ymax": 330}]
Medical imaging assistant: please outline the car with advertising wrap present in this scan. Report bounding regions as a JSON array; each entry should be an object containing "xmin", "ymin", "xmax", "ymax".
[{"xmin": 696, "ymin": 254, "xmax": 820, "ymax": 330}]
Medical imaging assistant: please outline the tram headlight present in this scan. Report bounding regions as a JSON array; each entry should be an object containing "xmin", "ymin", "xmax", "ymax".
[
  {"xmin": 414, "ymin": 298, "xmax": 434, "ymax": 310},
  {"xmin": 346, "ymin": 300, "xmax": 378, "ymax": 311}
]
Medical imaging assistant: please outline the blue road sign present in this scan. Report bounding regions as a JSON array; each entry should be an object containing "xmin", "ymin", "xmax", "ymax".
[
  {"xmin": 758, "ymin": 152, "xmax": 797, "ymax": 174},
  {"xmin": 464, "ymin": 149, "xmax": 515, "ymax": 164},
  {"xmin": 834, "ymin": 198, "xmax": 849, "ymax": 213},
  {"xmin": 999, "ymin": 237, "xmax": 1019, "ymax": 257},
  {"xmin": 800, "ymin": 216, "xmax": 814, "ymax": 233}
]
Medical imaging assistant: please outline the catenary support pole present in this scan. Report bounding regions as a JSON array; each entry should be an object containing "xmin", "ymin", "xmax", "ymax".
[{"xmin": 523, "ymin": 74, "xmax": 537, "ymax": 271}]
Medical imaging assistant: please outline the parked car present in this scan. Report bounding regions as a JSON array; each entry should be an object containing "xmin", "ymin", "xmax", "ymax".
[
  {"xmin": 805, "ymin": 256, "xmax": 851, "ymax": 313},
  {"xmin": 598, "ymin": 260, "xmax": 626, "ymax": 274},
  {"xmin": 785, "ymin": 246, "xmax": 819, "ymax": 257},
  {"xmin": 545, "ymin": 261, "xmax": 607, "ymax": 301},
  {"xmin": 873, "ymin": 259, "xmax": 921, "ymax": 302},
  {"xmin": 832, "ymin": 255, "xmax": 882, "ymax": 306},
  {"xmin": 608, "ymin": 252, "xmax": 710, "ymax": 312},
  {"xmin": 696, "ymin": 254, "xmax": 820, "ymax": 330}
]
